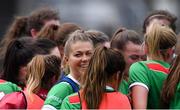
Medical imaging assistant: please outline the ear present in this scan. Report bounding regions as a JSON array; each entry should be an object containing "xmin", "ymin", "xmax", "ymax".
[
  {"xmin": 144, "ymin": 44, "xmax": 148, "ymax": 54},
  {"xmin": 166, "ymin": 48, "xmax": 174, "ymax": 59},
  {"xmin": 64, "ymin": 56, "xmax": 69, "ymax": 64},
  {"xmin": 163, "ymin": 48, "xmax": 174, "ymax": 63},
  {"xmin": 104, "ymin": 42, "xmax": 110, "ymax": 48},
  {"xmin": 61, "ymin": 56, "xmax": 67, "ymax": 69},
  {"xmin": 30, "ymin": 29, "xmax": 38, "ymax": 38},
  {"xmin": 167, "ymin": 48, "xmax": 174, "ymax": 55}
]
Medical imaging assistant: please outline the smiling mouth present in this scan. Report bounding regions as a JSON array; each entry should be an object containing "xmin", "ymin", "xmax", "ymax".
[{"xmin": 80, "ymin": 65, "xmax": 88, "ymax": 69}]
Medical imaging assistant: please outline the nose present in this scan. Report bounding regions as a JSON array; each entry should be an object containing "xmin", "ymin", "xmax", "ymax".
[{"xmin": 82, "ymin": 54, "xmax": 90, "ymax": 62}]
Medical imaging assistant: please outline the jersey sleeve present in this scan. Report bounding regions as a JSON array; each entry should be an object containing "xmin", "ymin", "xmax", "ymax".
[
  {"xmin": 129, "ymin": 62, "xmax": 150, "ymax": 90},
  {"xmin": 61, "ymin": 93, "xmax": 81, "ymax": 109},
  {"xmin": 60, "ymin": 96, "xmax": 72, "ymax": 109},
  {"xmin": 0, "ymin": 82, "xmax": 21, "ymax": 94},
  {"xmin": 8, "ymin": 82, "xmax": 21, "ymax": 92},
  {"xmin": 43, "ymin": 82, "xmax": 74, "ymax": 109}
]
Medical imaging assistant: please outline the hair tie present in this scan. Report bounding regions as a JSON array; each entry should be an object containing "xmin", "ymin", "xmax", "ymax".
[
  {"xmin": 15, "ymin": 41, "xmax": 24, "ymax": 49},
  {"xmin": 114, "ymin": 27, "xmax": 126, "ymax": 36}
]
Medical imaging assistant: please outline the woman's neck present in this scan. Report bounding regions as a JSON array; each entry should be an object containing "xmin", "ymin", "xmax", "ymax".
[
  {"xmin": 70, "ymin": 73, "xmax": 79, "ymax": 81},
  {"xmin": 68, "ymin": 73, "xmax": 81, "ymax": 86},
  {"xmin": 147, "ymin": 56, "xmax": 164, "ymax": 61}
]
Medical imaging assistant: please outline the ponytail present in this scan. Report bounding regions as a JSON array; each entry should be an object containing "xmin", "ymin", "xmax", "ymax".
[
  {"xmin": 36, "ymin": 24, "xmax": 59, "ymax": 40},
  {"xmin": 161, "ymin": 54, "xmax": 180, "ymax": 108},
  {"xmin": 0, "ymin": 16, "xmax": 28, "ymax": 58},
  {"xmin": 2, "ymin": 37, "xmax": 35, "ymax": 87},
  {"xmin": 26, "ymin": 55, "xmax": 45, "ymax": 100},
  {"xmin": 145, "ymin": 23, "xmax": 176, "ymax": 60},
  {"xmin": 26, "ymin": 55, "xmax": 61, "ymax": 101},
  {"xmin": 82, "ymin": 46, "xmax": 125, "ymax": 109}
]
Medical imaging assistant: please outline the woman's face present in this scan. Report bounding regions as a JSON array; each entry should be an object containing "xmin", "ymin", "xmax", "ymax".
[{"xmin": 65, "ymin": 41, "xmax": 94, "ymax": 80}]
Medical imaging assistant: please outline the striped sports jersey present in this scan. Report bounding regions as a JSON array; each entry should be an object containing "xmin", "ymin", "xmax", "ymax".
[
  {"xmin": 129, "ymin": 60, "xmax": 170, "ymax": 108},
  {"xmin": 61, "ymin": 87, "xmax": 131, "ymax": 109}
]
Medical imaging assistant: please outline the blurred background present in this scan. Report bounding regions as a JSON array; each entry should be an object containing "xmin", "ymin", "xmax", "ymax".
[{"xmin": 0, "ymin": 0, "xmax": 180, "ymax": 38}]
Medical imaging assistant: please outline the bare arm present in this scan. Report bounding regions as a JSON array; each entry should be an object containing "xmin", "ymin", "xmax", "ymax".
[{"xmin": 131, "ymin": 85, "xmax": 148, "ymax": 109}]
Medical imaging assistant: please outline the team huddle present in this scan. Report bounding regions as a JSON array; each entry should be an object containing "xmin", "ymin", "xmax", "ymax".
[{"xmin": 0, "ymin": 7, "xmax": 179, "ymax": 109}]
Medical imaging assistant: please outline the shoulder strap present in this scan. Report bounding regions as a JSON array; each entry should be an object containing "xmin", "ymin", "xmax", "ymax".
[
  {"xmin": 60, "ymin": 76, "xmax": 79, "ymax": 92},
  {"xmin": 78, "ymin": 91, "xmax": 82, "ymax": 109},
  {"xmin": 20, "ymin": 91, "xmax": 27, "ymax": 109}
]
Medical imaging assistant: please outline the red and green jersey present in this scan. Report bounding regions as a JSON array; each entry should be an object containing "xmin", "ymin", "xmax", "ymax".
[
  {"xmin": 118, "ymin": 79, "xmax": 129, "ymax": 95},
  {"xmin": 61, "ymin": 90, "xmax": 131, "ymax": 109},
  {"xmin": 170, "ymin": 82, "xmax": 180, "ymax": 109},
  {"xmin": 0, "ymin": 79, "xmax": 21, "ymax": 94},
  {"xmin": 43, "ymin": 75, "xmax": 80, "ymax": 110},
  {"xmin": 129, "ymin": 60, "xmax": 170, "ymax": 109},
  {"xmin": 61, "ymin": 93, "xmax": 81, "ymax": 109}
]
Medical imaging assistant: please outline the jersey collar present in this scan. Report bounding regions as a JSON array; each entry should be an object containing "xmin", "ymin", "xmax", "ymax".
[
  {"xmin": 67, "ymin": 74, "xmax": 80, "ymax": 86},
  {"xmin": 105, "ymin": 86, "xmax": 115, "ymax": 92}
]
